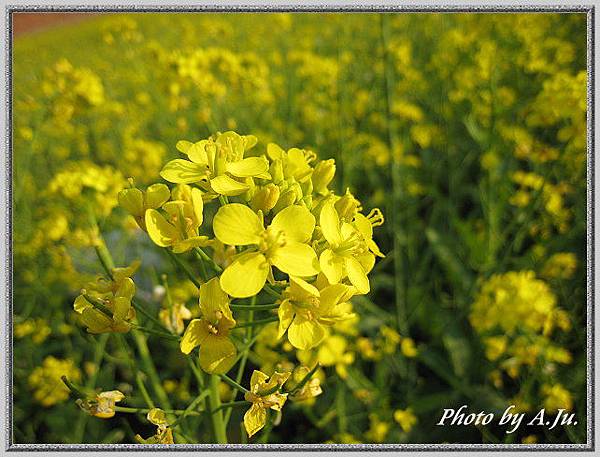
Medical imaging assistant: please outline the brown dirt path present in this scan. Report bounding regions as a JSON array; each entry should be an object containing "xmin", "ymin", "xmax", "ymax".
[{"xmin": 12, "ymin": 13, "xmax": 102, "ymax": 37}]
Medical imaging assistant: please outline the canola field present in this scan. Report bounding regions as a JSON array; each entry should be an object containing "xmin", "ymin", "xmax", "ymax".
[{"xmin": 12, "ymin": 12, "xmax": 588, "ymax": 445}]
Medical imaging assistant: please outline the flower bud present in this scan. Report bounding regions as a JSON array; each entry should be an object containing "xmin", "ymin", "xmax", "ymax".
[
  {"xmin": 251, "ymin": 184, "xmax": 281, "ymax": 213},
  {"xmin": 270, "ymin": 159, "xmax": 284, "ymax": 184},
  {"xmin": 335, "ymin": 189, "xmax": 361, "ymax": 221},
  {"xmin": 272, "ymin": 188, "xmax": 298, "ymax": 214},
  {"xmin": 311, "ymin": 159, "xmax": 336, "ymax": 195}
]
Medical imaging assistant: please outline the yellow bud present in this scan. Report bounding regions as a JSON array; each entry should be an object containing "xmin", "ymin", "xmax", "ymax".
[
  {"xmin": 335, "ymin": 190, "xmax": 361, "ymax": 220},
  {"xmin": 272, "ymin": 189, "xmax": 298, "ymax": 214},
  {"xmin": 251, "ymin": 184, "xmax": 280, "ymax": 213},
  {"xmin": 312, "ymin": 159, "xmax": 336, "ymax": 194}
]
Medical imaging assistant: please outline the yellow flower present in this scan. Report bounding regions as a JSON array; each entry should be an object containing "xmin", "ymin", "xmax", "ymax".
[
  {"xmin": 365, "ymin": 413, "xmax": 390, "ymax": 443},
  {"xmin": 77, "ymin": 390, "xmax": 125, "ymax": 419},
  {"xmin": 243, "ymin": 370, "xmax": 290, "ymax": 438},
  {"xmin": 541, "ymin": 252, "xmax": 577, "ymax": 279},
  {"xmin": 14, "ymin": 318, "xmax": 51, "ymax": 344},
  {"xmin": 214, "ymin": 203, "xmax": 319, "ymax": 298},
  {"xmin": 159, "ymin": 302, "xmax": 192, "ymax": 335},
  {"xmin": 278, "ymin": 276, "xmax": 354, "ymax": 350},
  {"xmin": 314, "ymin": 334, "xmax": 355, "ymax": 379},
  {"xmin": 180, "ymin": 278, "xmax": 237, "ymax": 374},
  {"xmin": 135, "ymin": 408, "xmax": 174, "ymax": 444},
  {"xmin": 318, "ymin": 201, "xmax": 384, "ymax": 294},
  {"xmin": 541, "ymin": 383, "xmax": 573, "ymax": 412},
  {"xmin": 145, "ymin": 184, "xmax": 210, "ymax": 253},
  {"xmin": 288, "ymin": 366, "xmax": 323, "ymax": 403},
  {"xmin": 28, "ymin": 356, "xmax": 81, "ymax": 407},
  {"xmin": 118, "ymin": 182, "xmax": 170, "ymax": 230},
  {"xmin": 394, "ymin": 408, "xmax": 417, "ymax": 433},
  {"xmin": 400, "ymin": 337, "xmax": 418, "ymax": 358},
  {"xmin": 160, "ymin": 131, "xmax": 267, "ymax": 197},
  {"xmin": 73, "ymin": 262, "xmax": 139, "ymax": 334}
]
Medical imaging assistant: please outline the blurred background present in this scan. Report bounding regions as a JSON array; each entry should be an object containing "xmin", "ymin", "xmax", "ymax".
[{"xmin": 12, "ymin": 12, "xmax": 587, "ymax": 445}]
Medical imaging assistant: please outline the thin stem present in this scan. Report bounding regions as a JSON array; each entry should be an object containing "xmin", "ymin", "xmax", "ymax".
[
  {"xmin": 114, "ymin": 406, "xmax": 202, "ymax": 416},
  {"xmin": 165, "ymin": 249, "xmax": 202, "ymax": 288},
  {"xmin": 211, "ymin": 400, "xmax": 251, "ymax": 414},
  {"xmin": 194, "ymin": 247, "xmax": 222, "ymax": 274},
  {"xmin": 132, "ymin": 299, "xmax": 168, "ymax": 331},
  {"xmin": 208, "ymin": 374, "xmax": 227, "ymax": 444},
  {"xmin": 136, "ymin": 373, "xmax": 156, "ymax": 409},
  {"xmin": 219, "ymin": 374, "xmax": 249, "ymax": 394},
  {"xmin": 263, "ymin": 284, "xmax": 281, "ymax": 299},
  {"xmin": 230, "ymin": 303, "xmax": 279, "ymax": 311},
  {"xmin": 170, "ymin": 390, "xmax": 210, "ymax": 427},
  {"xmin": 131, "ymin": 324, "xmax": 180, "ymax": 341},
  {"xmin": 234, "ymin": 316, "xmax": 278, "ymax": 329}
]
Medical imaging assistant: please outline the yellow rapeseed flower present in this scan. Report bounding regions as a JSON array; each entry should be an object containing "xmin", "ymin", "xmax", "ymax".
[
  {"xmin": 180, "ymin": 278, "xmax": 237, "ymax": 374},
  {"xmin": 77, "ymin": 390, "xmax": 125, "ymax": 419},
  {"xmin": 213, "ymin": 203, "xmax": 319, "ymax": 298},
  {"xmin": 278, "ymin": 276, "xmax": 355, "ymax": 350}
]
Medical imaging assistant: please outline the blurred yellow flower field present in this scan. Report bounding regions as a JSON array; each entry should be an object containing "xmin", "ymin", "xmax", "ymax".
[{"xmin": 12, "ymin": 12, "xmax": 587, "ymax": 445}]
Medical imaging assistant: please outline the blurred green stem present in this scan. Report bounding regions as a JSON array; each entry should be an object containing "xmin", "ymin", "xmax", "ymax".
[{"xmin": 208, "ymin": 374, "xmax": 227, "ymax": 443}]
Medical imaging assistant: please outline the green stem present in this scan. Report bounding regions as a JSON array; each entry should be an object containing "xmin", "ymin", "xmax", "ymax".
[
  {"xmin": 131, "ymin": 324, "xmax": 180, "ymax": 341},
  {"xmin": 208, "ymin": 374, "xmax": 227, "ymax": 443},
  {"xmin": 219, "ymin": 374, "xmax": 249, "ymax": 394},
  {"xmin": 132, "ymin": 299, "xmax": 168, "ymax": 331},
  {"xmin": 230, "ymin": 303, "xmax": 279, "ymax": 311},
  {"xmin": 136, "ymin": 372, "xmax": 156, "ymax": 409},
  {"xmin": 263, "ymin": 284, "xmax": 281, "ymax": 299},
  {"xmin": 114, "ymin": 406, "xmax": 202, "ymax": 416},
  {"xmin": 212, "ymin": 400, "xmax": 251, "ymax": 414},
  {"xmin": 131, "ymin": 330, "xmax": 174, "ymax": 417},
  {"xmin": 194, "ymin": 247, "xmax": 222, "ymax": 274},
  {"xmin": 165, "ymin": 249, "xmax": 202, "ymax": 288},
  {"xmin": 170, "ymin": 390, "xmax": 211, "ymax": 427},
  {"xmin": 234, "ymin": 316, "xmax": 278, "ymax": 329}
]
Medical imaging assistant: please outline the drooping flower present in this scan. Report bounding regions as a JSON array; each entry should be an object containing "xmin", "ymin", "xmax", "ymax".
[
  {"xmin": 73, "ymin": 261, "xmax": 140, "ymax": 334},
  {"xmin": 77, "ymin": 390, "xmax": 125, "ymax": 418},
  {"xmin": 277, "ymin": 276, "xmax": 354, "ymax": 350},
  {"xmin": 135, "ymin": 408, "xmax": 174, "ymax": 444},
  {"xmin": 180, "ymin": 278, "xmax": 237, "ymax": 374},
  {"xmin": 287, "ymin": 365, "xmax": 323, "ymax": 403},
  {"xmin": 213, "ymin": 203, "xmax": 319, "ymax": 298},
  {"xmin": 243, "ymin": 370, "xmax": 291, "ymax": 438}
]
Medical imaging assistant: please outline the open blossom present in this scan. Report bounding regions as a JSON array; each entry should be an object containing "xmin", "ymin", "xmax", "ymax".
[
  {"xmin": 318, "ymin": 201, "xmax": 384, "ymax": 294},
  {"xmin": 160, "ymin": 131, "xmax": 269, "ymax": 196},
  {"xmin": 144, "ymin": 184, "xmax": 210, "ymax": 253},
  {"xmin": 180, "ymin": 278, "xmax": 237, "ymax": 374},
  {"xmin": 278, "ymin": 276, "xmax": 355, "ymax": 350},
  {"xmin": 213, "ymin": 203, "xmax": 319, "ymax": 298}
]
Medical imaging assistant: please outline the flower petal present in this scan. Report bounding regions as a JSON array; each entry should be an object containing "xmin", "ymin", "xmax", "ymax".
[
  {"xmin": 213, "ymin": 204, "xmax": 263, "ymax": 246},
  {"xmin": 270, "ymin": 205, "xmax": 315, "ymax": 243},
  {"xmin": 244, "ymin": 403, "xmax": 267, "ymax": 438},
  {"xmin": 145, "ymin": 209, "xmax": 179, "ymax": 247},
  {"xmin": 320, "ymin": 202, "xmax": 342, "ymax": 245},
  {"xmin": 180, "ymin": 319, "xmax": 210, "ymax": 354},
  {"xmin": 210, "ymin": 175, "xmax": 250, "ymax": 196},
  {"xmin": 199, "ymin": 277, "xmax": 233, "ymax": 324},
  {"xmin": 199, "ymin": 335, "xmax": 237, "ymax": 374},
  {"xmin": 226, "ymin": 157, "xmax": 269, "ymax": 178},
  {"xmin": 220, "ymin": 252, "xmax": 270, "ymax": 298},
  {"xmin": 319, "ymin": 249, "xmax": 344, "ymax": 284},
  {"xmin": 277, "ymin": 299, "xmax": 295, "ymax": 340},
  {"xmin": 271, "ymin": 242, "xmax": 319, "ymax": 277},
  {"xmin": 172, "ymin": 236, "xmax": 211, "ymax": 254},
  {"xmin": 191, "ymin": 188, "xmax": 204, "ymax": 226},
  {"xmin": 345, "ymin": 257, "xmax": 370, "ymax": 294},
  {"xmin": 186, "ymin": 141, "xmax": 210, "ymax": 165},
  {"xmin": 288, "ymin": 317, "xmax": 325, "ymax": 350},
  {"xmin": 145, "ymin": 184, "xmax": 171, "ymax": 209},
  {"xmin": 118, "ymin": 188, "xmax": 144, "ymax": 216},
  {"xmin": 160, "ymin": 159, "xmax": 208, "ymax": 184}
]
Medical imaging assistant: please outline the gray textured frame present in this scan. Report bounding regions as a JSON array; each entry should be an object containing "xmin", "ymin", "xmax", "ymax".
[{"xmin": 2, "ymin": 3, "xmax": 595, "ymax": 452}]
